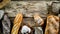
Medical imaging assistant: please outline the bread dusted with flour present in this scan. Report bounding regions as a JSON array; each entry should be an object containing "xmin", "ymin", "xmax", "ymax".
[{"xmin": 45, "ymin": 15, "xmax": 59, "ymax": 34}]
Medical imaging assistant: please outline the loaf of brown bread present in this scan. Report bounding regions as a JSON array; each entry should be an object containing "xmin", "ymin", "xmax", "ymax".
[
  {"xmin": 45, "ymin": 15, "xmax": 59, "ymax": 34},
  {"xmin": 11, "ymin": 13, "xmax": 23, "ymax": 34}
]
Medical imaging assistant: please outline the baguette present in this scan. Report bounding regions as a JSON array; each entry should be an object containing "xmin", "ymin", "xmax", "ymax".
[{"xmin": 11, "ymin": 13, "xmax": 23, "ymax": 34}]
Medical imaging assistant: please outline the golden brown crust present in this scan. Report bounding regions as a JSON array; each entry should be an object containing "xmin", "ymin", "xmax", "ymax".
[
  {"xmin": 34, "ymin": 14, "xmax": 44, "ymax": 26},
  {"xmin": 45, "ymin": 15, "xmax": 59, "ymax": 34},
  {"xmin": 0, "ymin": 0, "xmax": 10, "ymax": 8},
  {"xmin": 11, "ymin": 13, "xmax": 23, "ymax": 34}
]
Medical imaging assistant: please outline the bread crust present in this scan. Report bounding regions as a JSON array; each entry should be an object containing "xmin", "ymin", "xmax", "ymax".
[
  {"xmin": 11, "ymin": 13, "xmax": 23, "ymax": 34},
  {"xmin": 34, "ymin": 14, "xmax": 44, "ymax": 26},
  {"xmin": 45, "ymin": 15, "xmax": 59, "ymax": 34}
]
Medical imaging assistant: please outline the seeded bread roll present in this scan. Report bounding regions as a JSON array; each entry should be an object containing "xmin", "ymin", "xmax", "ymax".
[
  {"xmin": 11, "ymin": 13, "xmax": 23, "ymax": 34},
  {"xmin": 45, "ymin": 15, "xmax": 59, "ymax": 34}
]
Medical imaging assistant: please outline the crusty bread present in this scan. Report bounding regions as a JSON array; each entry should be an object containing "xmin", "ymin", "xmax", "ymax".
[
  {"xmin": 11, "ymin": 13, "xmax": 23, "ymax": 34},
  {"xmin": 34, "ymin": 14, "xmax": 44, "ymax": 26},
  {"xmin": 45, "ymin": 15, "xmax": 59, "ymax": 34}
]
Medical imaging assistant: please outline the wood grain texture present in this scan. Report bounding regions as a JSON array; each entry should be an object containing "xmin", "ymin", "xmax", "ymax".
[{"xmin": 5, "ymin": 1, "xmax": 48, "ymax": 17}]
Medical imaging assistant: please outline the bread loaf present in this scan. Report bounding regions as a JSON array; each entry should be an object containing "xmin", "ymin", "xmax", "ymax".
[
  {"xmin": 11, "ymin": 13, "xmax": 23, "ymax": 34},
  {"xmin": 45, "ymin": 15, "xmax": 59, "ymax": 34},
  {"xmin": 34, "ymin": 14, "xmax": 44, "ymax": 26}
]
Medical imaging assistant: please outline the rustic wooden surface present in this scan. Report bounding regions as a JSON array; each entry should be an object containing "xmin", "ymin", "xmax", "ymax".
[
  {"xmin": 0, "ymin": 1, "xmax": 60, "ymax": 34},
  {"xmin": 5, "ymin": 1, "xmax": 59, "ymax": 18}
]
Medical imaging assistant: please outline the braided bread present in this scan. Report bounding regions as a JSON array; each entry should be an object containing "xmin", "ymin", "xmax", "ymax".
[
  {"xmin": 45, "ymin": 15, "xmax": 59, "ymax": 34},
  {"xmin": 11, "ymin": 13, "xmax": 23, "ymax": 34}
]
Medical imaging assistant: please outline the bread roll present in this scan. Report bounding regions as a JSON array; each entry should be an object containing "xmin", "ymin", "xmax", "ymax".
[{"xmin": 34, "ymin": 14, "xmax": 44, "ymax": 26}]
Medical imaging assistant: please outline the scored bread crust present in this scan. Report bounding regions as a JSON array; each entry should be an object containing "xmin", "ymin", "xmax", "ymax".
[
  {"xmin": 45, "ymin": 15, "xmax": 59, "ymax": 34},
  {"xmin": 11, "ymin": 13, "xmax": 23, "ymax": 34}
]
